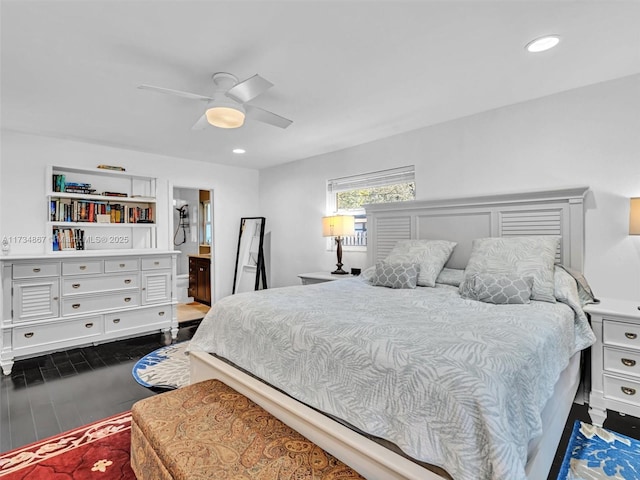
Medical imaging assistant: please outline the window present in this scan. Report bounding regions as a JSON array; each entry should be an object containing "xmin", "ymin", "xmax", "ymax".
[{"xmin": 327, "ymin": 166, "xmax": 415, "ymax": 248}]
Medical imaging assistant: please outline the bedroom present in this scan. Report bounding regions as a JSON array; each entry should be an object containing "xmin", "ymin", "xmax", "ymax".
[{"xmin": 1, "ymin": 1, "xmax": 640, "ymax": 479}]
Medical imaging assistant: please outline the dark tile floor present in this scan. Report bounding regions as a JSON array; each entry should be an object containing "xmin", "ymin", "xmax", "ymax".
[
  {"xmin": 1, "ymin": 324, "xmax": 639, "ymax": 480},
  {"xmin": 0, "ymin": 321, "xmax": 199, "ymax": 453}
]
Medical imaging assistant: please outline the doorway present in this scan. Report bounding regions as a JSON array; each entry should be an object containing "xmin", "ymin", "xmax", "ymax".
[{"xmin": 172, "ymin": 187, "xmax": 213, "ymax": 324}]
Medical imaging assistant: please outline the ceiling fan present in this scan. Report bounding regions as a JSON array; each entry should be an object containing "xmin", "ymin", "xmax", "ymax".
[{"xmin": 138, "ymin": 72, "xmax": 292, "ymax": 129}]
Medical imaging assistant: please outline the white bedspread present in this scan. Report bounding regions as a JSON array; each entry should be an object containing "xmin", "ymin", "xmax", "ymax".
[{"xmin": 188, "ymin": 278, "xmax": 594, "ymax": 480}]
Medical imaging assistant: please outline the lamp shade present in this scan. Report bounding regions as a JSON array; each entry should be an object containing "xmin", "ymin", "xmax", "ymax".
[
  {"xmin": 322, "ymin": 215, "xmax": 355, "ymax": 237},
  {"xmin": 631, "ymin": 198, "xmax": 640, "ymax": 235}
]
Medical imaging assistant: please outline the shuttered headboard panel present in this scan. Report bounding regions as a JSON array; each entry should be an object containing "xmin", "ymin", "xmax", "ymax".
[{"xmin": 365, "ymin": 186, "xmax": 589, "ymax": 272}]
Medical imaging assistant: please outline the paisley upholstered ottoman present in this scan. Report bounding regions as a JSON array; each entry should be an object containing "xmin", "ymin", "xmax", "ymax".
[{"xmin": 130, "ymin": 379, "xmax": 364, "ymax": 480}]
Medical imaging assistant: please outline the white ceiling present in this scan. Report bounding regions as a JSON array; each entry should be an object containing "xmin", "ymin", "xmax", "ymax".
[{"xmin": 2, "ymin": 1, "xmax": 639, "ymax": 170}]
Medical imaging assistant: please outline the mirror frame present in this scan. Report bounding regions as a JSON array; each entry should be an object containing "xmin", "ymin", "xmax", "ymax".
[{"xmin": 232, "ymin": 217, "xmax": 267, "ymax": 294}]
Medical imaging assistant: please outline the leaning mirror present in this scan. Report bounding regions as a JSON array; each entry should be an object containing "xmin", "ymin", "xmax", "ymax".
[{"xmin": 232, "ymin": 217, "xmax": 267, "ymax": 294}]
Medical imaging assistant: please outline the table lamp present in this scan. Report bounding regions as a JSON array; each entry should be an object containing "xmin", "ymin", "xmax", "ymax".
[
  {"xmin": 322, "ymin": 215, "xmax": 355, "ymax": 274},
  {"xmin": 630, "ymin": 198, "xmax": 640, "ymax": 235}
]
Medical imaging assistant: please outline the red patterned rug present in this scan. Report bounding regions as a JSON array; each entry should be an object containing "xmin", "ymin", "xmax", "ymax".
[{"xmin": 0, "ymin": 411, "xmax": 135, "ymax": 479}]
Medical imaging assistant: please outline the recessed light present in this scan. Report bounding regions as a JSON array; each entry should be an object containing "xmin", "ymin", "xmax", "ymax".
[
  {"xmin": 232, "ymin": 148, "xmax": 246, "ymax": 154},
  {"xmin": 525, "ymin": 35, "xmax": 560, "ymax": 53}
]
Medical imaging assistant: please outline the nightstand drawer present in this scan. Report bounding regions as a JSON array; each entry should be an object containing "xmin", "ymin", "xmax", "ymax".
[
  {"xmin": 603, "ymin": 374, "xmax": 640, "ymax": 406},
  {"xmin": 603, "ymin": 346, "xmax": 640, "ymax": 378},
  {"xmin": 603, "ymin": 320, "xmax": 640, "ymax": 350}
]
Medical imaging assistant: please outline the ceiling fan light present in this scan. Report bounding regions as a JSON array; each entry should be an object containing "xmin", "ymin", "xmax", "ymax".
[{"xmin": 206, "ymin": 106, "xmax": 245, "ymax": 128}]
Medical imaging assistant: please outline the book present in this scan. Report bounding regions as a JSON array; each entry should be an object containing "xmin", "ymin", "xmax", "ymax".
[{"xmin": 97, "ymin": 165, "xmax": 126, "ymax": 171}]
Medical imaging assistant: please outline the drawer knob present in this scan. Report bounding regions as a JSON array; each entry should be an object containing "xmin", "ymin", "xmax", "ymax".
[
  {"xmin": 53, "ymin": 296, "xmax": 59, "ymax": 301},
  {"xmin": 124, "ymin": 279, "xmax": 132, "ymax": 284},
  {"xmin": 124, "ymin": 297, "xmax": 131, "ymax": 302},
  {"xmin": 621, "ymin": 358, "xmax": 637, "ymax": 367},
  {"xmin": 154, "ymin": 261, "xmax": 160, "ymax": 265},
  {"xmin": 625, "ymin": 332, "xmax": 638, "ymax": 340},
  {"xmin": 85, "ymin": 322, "xmax": 93, "ymax": 328},
  {"xmin": 79, "ymin": 265, "xmax": 87, "ymax": 270},
  {"xmin": 158, "ymin": 311, "xmax": 165, "ymax": 316},
  {"xmin": 119, "ymin": 263, "xmax": 125, "ymax": 268},
  {"xmin": 112, "ymin": 318, "xmax": 121, "ymax": 324},
  {"xmin": 24, "ymin": 332, "xmax": 34, "ymax": 338},
  {"xmin": 621, "ymin": 386, "xmax": 637, "ymax": 396},
  {"xmin": 72, "ymin": 303, "xmax": 81, "ymax": 309},
  {"xmin": 32, "ymin": 268, "xmax": 41, "ymax": 273},
  {"xmin": 72, "ymin": 283, "xmax": 80, "ymax": 289}
]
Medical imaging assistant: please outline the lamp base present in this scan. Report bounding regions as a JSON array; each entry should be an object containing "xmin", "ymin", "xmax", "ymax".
[{"xmin": 331, "ymin": 268, "xmax": 349, "ymax": 275}]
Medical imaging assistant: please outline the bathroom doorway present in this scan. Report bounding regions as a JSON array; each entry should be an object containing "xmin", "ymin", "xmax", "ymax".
[{"xmin": 172, "ymin": 186, "xmax": 213, "ymax": 324}]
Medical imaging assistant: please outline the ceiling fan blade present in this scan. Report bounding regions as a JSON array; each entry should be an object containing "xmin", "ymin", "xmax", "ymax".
[
  {"xmin": 245, "ymin": 104, "xmax": 292, "ymax": 129},
  {"xmin": 225, "ymin": 74, "xmax": 273, "ymax": 103},
  {"xmin": 191, "ymin": 114, "xmax": 209, "ymax": 130},
  {"xmin": 137, "ymin": 84, "xmax": 213, "ymax": 102}
]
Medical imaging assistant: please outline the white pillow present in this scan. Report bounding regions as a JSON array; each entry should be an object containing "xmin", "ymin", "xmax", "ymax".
[
  {"xmin": 461, "ymin": 236, "xmax": 559, "ymax": 303},
  {"xmin": 385, "ymin": 239, "xmax": 457, "ymax": 287}
]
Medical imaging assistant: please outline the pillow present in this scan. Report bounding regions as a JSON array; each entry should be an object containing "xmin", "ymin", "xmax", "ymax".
[
  {"xmin": 460, "ymin": 273, "xmax": 533, "ymax": 304},
  {"xmin": 461, "ymin": 236, "xmax": 559, "ymax": 303},
  {"xmin": 436, "ymin": 267, "xmax": 465, "ymax": 287},
  {"xmin": 371, "ymin": 261, "xmax": 419, "ymax": 289},
  {"xmin": 385, "ymin": 239, "xmax": 457, "ymax": 287}
]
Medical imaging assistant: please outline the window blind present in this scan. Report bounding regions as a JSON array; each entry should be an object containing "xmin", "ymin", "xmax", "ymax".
[{"xmin": 327, "ymin": 165, "xmax": 415, "ymax": 193}]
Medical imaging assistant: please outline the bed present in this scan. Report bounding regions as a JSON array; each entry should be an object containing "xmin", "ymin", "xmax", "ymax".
[{"xmin": 188, "ymin": 186, "xmax": 595, "ymax": 480}]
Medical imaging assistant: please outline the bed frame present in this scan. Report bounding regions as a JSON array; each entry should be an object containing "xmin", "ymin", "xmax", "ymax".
[{"xmin": 190, "ymin": 186, "xmax": 590, "ymax": 480}]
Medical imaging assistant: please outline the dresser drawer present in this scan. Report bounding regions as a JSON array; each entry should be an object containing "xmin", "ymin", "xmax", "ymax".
[
  {"xmin": 62, "ymin": 260, "xmax": 103, "ymax": 276},
  {"xmin": 62, "ymin": 292, "xmax": 140, "ymax": 316},
  {"xmin": 603, "ymin": 374, "xmax": 640, "ymax": 406},
  {"xmin": 105, "ymin": 306, "xmax": 171, "ymax": 333},
  {"xmin": 13, "ymin": 316, "xmax": 102, "ymax": 351},
  {"xmin": 141, "ymin": 256, "xmax": 171, "ymax": 270},
  {"xmin": 104, "ymin": 258, "xmax": 140, "ymax": 273},
  {"xmin": 603, "ymin": 320, "xmax": 640, "ymax": 350},
  {"xmin": 13, "ymin": 262, "xmax": 60, "ymax": 279},
  {"xmin": 62, "ymin": 273, "xmax": 139, "ymax": 296},
  {"xmin": 604, "ymin": 346, "xmax": 640, "ymax": 378}
]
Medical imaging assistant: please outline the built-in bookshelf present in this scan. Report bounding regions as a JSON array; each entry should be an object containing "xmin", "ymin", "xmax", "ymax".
[{"xmin": 46, "ymin": 166, "xmax": 158, "ymax": 253}]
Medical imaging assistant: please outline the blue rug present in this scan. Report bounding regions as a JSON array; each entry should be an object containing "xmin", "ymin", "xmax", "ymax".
[
  {"xmin": 132, "ymin": 342, "xmax": 190, "ymax": 389},
  {"xmin": 558, "ymin": 420, "xmax": 640, "ymax": 479}
]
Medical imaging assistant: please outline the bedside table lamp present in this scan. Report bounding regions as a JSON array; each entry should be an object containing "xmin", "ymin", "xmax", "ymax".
[
  {"xmin": 630, "ymin": 198, "xmax": 640, "ymax": 235},
  {"xmin": 322, "ymin": 215, "xmax": 355, "ymax": 275}
]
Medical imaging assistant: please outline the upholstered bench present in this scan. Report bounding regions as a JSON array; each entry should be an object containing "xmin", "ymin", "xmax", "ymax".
[{"xmin": 130, "ymin": 379, "xmax": 365, "ymax": 480}]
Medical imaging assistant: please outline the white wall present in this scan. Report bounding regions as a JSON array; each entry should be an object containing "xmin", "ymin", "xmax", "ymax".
[
  {"xmin": 0, "ymin": 131, "xmax": 259, "ymax": 300},
  {"xmin": 260, "ymin": 74, "xmax": 640, "ymax": 301}
]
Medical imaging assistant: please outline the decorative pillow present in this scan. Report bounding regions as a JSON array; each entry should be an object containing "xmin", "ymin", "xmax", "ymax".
[
  {"xmin": 461, "ymin": 236, "xmax": 559, "ymax": 303},
  {"xmin": 460, "ymin": 273, "xmax": 534, "ymax": 304},
  {"xmin": 436, "ymin": 268, "xmax": 465, "ymax": 287},
  {"xmin": 361, "ymin": 265, "xmax": 376, "ymax": 282},
  {"xmin": 371, "ymin": 261, "xmax": 419, "ymax": 289},
  {"xmin": 385, "ymin": 239, "xmax": 457, "ymax": 287}
]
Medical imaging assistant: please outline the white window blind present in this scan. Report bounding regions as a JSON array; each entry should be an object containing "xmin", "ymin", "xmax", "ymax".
[{"xmin": 327, "ymin": 165, "xmax": 415, "ymax": 193}]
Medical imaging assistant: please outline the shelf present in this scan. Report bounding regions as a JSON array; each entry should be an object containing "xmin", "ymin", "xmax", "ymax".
[
  {"xmin": 52, "ymin": 165, "xmax": 155, "ymax": 181},
  {"xmin": 48, "ymin": 192, "xmax": 156, "ymax": 203},
  {"xmin": 48, "ymin": 222, "xmax": 157, "ymax": 228}
]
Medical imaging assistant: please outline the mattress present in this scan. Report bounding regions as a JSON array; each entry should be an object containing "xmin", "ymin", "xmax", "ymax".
[{"xmin": 188, "ymin": 278, "xmax": 594, "ymax": 480}]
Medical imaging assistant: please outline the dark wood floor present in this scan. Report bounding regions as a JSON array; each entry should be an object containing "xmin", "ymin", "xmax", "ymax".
[{"xmin": 1, "ymin": 324, "xmax": 639, "ymax": 480}]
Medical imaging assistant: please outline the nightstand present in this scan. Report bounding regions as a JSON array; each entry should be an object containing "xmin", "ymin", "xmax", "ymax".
[
  {"xmin": 297, "ymin": 272, "xmax": 353, "ymax": 285},
  {"xmin": 585, "ymin": 298, "xmax": 640, "ymax": 426}
]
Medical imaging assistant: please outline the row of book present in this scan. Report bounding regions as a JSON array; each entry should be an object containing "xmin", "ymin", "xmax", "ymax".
[
  {"xmin": 52, "ymin": 174, "xmax": 128, "ymax": 197},
  {"xmin": 50, "ymin": 200, "xmax": 154, "ymax": 224},
  {"xmin": 52, "ymin": 228, "xmax": 85, "ymax": 251}
]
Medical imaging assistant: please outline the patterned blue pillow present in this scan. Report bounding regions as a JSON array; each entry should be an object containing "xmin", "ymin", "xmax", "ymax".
[
  {"xmin": 460, "ymin": 273, "xmax": 534, "ymax": 304},
  {"xmin": 371, "ymin": 261, "xmax": 419, "ymax": 289}
]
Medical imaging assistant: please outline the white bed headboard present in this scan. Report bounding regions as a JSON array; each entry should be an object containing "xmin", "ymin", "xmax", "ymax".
[{"xmin": 365, "ymin": 186, "xmax": 589, "ymax": 273}]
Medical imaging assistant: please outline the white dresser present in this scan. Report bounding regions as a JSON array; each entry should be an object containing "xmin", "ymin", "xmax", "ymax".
[
  {"xmin": 0, "ymin": 251, "xmax": 178, "ymax": 375},
  {"xmin": 586, "ymin": 298, "xmax": 640, "ymax": 426}
]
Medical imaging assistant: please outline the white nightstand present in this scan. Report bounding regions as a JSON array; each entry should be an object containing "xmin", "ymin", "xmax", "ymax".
[
  {"xmin": 585, "ymin": 298, "xmax": 640, "ymax": 426},
  {"xmin": 297, "ymin": 271, "xmax": 354, "ymax": 285}
]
